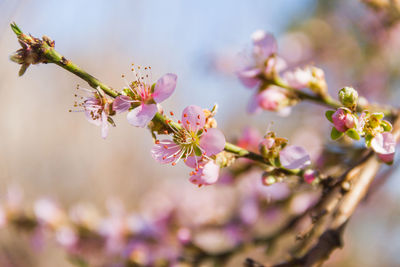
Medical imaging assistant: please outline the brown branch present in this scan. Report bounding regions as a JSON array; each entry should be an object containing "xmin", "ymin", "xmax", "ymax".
[{"xmin": 262, "ymin": 116, "xmax": 400, "ymax": 267}]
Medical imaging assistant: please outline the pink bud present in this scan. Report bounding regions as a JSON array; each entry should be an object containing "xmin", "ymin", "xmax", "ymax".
[
  {"xmin": 304, "ymin": 169, "xmax": 316, "ymax": 184},
  {"xmin": 332, "ymin": 108, "xmax": 355, "ymax": 132}
]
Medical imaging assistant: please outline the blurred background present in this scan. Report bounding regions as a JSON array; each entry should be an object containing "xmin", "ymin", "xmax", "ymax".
[{"xmin": 0, "ymin": 0, "xmax": 399, "ymax": 266}]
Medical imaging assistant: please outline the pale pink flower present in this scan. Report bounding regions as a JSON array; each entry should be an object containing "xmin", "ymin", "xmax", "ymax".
[
  {"xmin": 237, "ymin": 127, "xmax": 262, "ymax": 152},
  {"xmin": 75, "ymin": 87, "xmax": 113, "ymax": 139},
  {"xmin": 114, "ymin": 73, "xmax": 177, "ymax": 127},
  {"xmin": 237, "ymin": 30, "xmax": 286, "ymax": 88},
  {"xmin": 248, "ymin": 86, "xmax": 288, "ymax": 114},
  {"xmin": 371, "ymin": 132, "xmax": 396, "ymax": 163},
  {"xmin": 151, "ymin": 105, "xmax": 225, "ymax": 184},
  {"xmin": 152, "ymin": 105, "xmax": 225, "ymax": 165},
  {"xmin": 331, "ymin": 108, "xmax": 356, "ymax": 132},
  {"xmin": 279, "ymin": 145, "xmax": 311, "ymax": 169},
  {"xmin": 188, "ymin": 160, "xmax": 221, "ymax": 186},
  {"xmin": 282, "ymin": 67, "xmax": 313, "ymax": 89},
  {"xmin": 33, "ymin": 198, "xmax": 64, "ymax": 227}
]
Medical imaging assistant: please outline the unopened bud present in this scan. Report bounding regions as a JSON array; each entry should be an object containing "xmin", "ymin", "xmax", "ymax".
[
  {"xmin": 262, "ymin": 173, "xmax": 276, "ymax": 186},
  {"xmin": 339, "ymin": 87, "xmax": 358, "ymax": 109}
]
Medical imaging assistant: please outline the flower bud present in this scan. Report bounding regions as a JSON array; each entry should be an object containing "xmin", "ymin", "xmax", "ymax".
[
  {"xmin": 262, "ymin": 174, "xmax": 276, "ymax": 186},
  {"xmin": 339, "ymin": 87, "xmax": 358, "ymax": 109}
]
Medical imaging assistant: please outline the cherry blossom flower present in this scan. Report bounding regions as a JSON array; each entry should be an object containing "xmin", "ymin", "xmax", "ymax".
[
  {"xmin": 151, "ymin": 105, "xmax": 225, "ymax": 184},
  {"xmin": 247, "ymin": 86, "xmax": 289, "ymax": 114},
  {"xmin": 282, "ymin": 67, "xmax": 313, "ymax": 89},
  {"xmin": 73, "ymin": 86, "xmax": 113, "ymax": 139},
  {"xmin": 113, "ymin": 71, "xmax": 177, "ymax": 127},
  {"xmin": 188, "ymin": 160, "xmax": 221, "ymax": 186},
  {"xmin": 331, "ymin": 108, "xmax": 356, "ymax": 132},
  {"xmin": 237, "ymin": 127, "xmax": 262, "ymax": 152},
  {"xmin": 371, "ymin": 132, "xmax": 396, "ymax": 163},
  {"xmin": 237, "ymin": 30, "xmax": 286, "ymax": 88},
  {"xmin": 279, "ymin": 145, "xmax": 311, "ymax": 169}
]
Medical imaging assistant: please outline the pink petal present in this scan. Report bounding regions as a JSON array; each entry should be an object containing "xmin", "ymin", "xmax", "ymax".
[
  {"xmin": 331, "ymin": 108, "xmax": 348, "ymax": 132},
  {"xmin": 184, "ymin": 156, "xmax": 201, "ymax": 169},
  {"xmin": 282, "ymin": 67, "xmax": 313, "ymax": 89},
  {"xmin": 152, "ymin": 73, "xmax": 177, "ymax": 103},
  {"xmin": 151, "ymin": 140, "xmax": 181, "ymax": 164},
  {"xmin": 237, "ymin": 127, "xmax": 262, "ymax": 150},
  {"xmin": 113, "ymin": 95, "xmax": 132, "ymax": 113},
  {"xmin": 247, "ymin": 93, "xmax": 262, "ymax": 114},
  {"xmin": 189, "ymin": 161, "xmax": 220, "ymax": 186},
  {"xmin": 279, "ymin": 145, "xmax": 311, "ymax": 169},
  {"xmin": 371, "ymin": 132, "xmax": 396, "ymax": 163},
  {"xmin": 237, "ymin": 67, "xmax": 261, "ymax": 88},
  {"xmin": 251, "ymin": 30, "xmax": 277, "ymax": 59},
  {"xmin": 199, "ymin": 128, "xmax": 226, "ymax": 156},
  {"xmin": 256, "ymin": 87, "xmax": 287, "ymax": 111},
  {"xmin": 127, "ymin": 104, "xmax": 157, "ymax": 127},
  {"xmin": 181, "ymin": 105, "xmax": 205, "ymax": 132},
  {"xmin": 101, "ymin": 111, "xmax": 109, "ymax": 139}
]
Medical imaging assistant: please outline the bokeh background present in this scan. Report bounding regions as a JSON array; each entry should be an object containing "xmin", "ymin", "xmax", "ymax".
[{"xmin": 0, "ymin": 0, "xmax": 399, "ymax": 266}]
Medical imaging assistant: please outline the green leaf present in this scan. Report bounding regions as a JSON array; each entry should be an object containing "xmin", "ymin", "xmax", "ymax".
[
  {"xmin": 365, "ymin": 134, "xmax": 373, "ymax": 147},
  {"xmin": 331, "ymin": 127, "xmax": 343, "ymax": 140},
  {"xmin": 381, "ymin": 120, "xmax": 393, "ymax": 132},
  {"xmin": 325, "ymin": 110, "xmax": 335, "ymax": 123},
  {"xmin": 10, "ymin": 22, "xmax": 22, "ymax": 36},
  {"xmin": 345, "ymin": 128, "xmax": 360, "ymax": 140},
  {"xmin": 371, "ymin": 112, "xmax": 384, "ymax": 120}
]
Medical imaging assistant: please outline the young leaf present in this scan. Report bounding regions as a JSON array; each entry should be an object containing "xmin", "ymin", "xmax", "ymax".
[
  {"xmin": 345, "ymin": 128, "xmax": 360, "ymax": 140},
  {"xmin": 325, "ymin": 110, "xmax": 335, "ymax": 123},
  {"xmin": 381, "ymin": 120, "xmax": 393, "ymax": 132},
  {"xmin": 331, "ymin": 127, "xmax": 343, "ymax": 140}
]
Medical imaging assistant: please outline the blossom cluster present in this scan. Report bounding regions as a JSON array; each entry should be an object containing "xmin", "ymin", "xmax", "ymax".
[
  {"xmin": 72, "ymin": 67, "xmax": 228, "ymax": 186},
  {"xmin": 236, "ymin": 30, "xmax": 327, "ymax": 115},
  {"xmin": 326, "ymin": 87, "xmax": 396, "ymax": 163}
]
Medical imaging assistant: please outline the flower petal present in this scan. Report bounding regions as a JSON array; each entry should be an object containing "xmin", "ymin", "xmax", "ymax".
[
  {"xmin": 127, "ymin": 104, "xmax": 157, "ymax": 128},
  {"xmin": 251, "ymin": 30, "xmax": 277, "ymax": 59},
  {"xmin": 256, "ymin": 87, "xmax": 287, "ymax": 111},
  {"xmin": 247, "ymin": 93, "xmax": 262, "ymax": 114},
  {"xmin": 371, "ymin": 132, "xmax": 396, "ymax": 162},
  {"xmin": 151, "ymin": 140, "xmax": 181, "ymax": 164},
  {"xmin": 152, "ymin": 73, "xmax": 177, "ymax": 103},
  {"xmin": 113, "ymin": 95, "xmax": 132, "ymax": 113},
  {"xmin": 184, "ymin": 156, "xmax": 201, "ymax": 169},
  {"xmin": 181, "ymin": 105, "xmax": 205, "ymax": 132},
  {"xmin": 236, "ymin": 67, "xmax": 261, "ymax": 88},
  {"xmin": 189, "ymin": 161, "xmax": 220, "ymax": 186},
  {"xmin": 279, "ymin": 145, "xmax": 310, "ymax": 169},
  {"xmin": 101, "ymin": 112, "xmax": 109, "ymax": 139},
  {"xmin": 199, "ymin": 128, "xmax": 226, "ymax": 156}
]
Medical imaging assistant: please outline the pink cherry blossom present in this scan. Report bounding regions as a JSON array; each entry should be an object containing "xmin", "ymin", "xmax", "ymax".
[
  {"xmin": 279, "ymin": 145, "xmax": 311, "ymax": 169},
  {"xmin": 247, "ymin": 86, "xmax": 288, "ymax": 114},
  {"xmin": 75, "ymin": 87, "xmax": 113, "ymax": 139},
  {"xmin": 282, "ymin": 67, "xmax": 313, "ymax": 89},
  {"xmin": 371, "ymin": 132, "xmax": 396, "ymax": 163},
  {"xmin": 188, "ymin": 160, "xmax": 220, "ymax": 186},
  {"xmin": 114, "ymin": 73, "xmax": 177, "ymax": 127},
  {"xmin": 331, "ymin": 108, "xmax": 356, "ymax": 132},
  {"xmin": 237, "ymin": 30, "xmax": 286, "ymax": 88},
  {"xmin": 151, "ymin": 105, "xmax": 225, "ymax": 174},
  {"xmin": 237, "ymin": 127, "xmax": 262, "ymax": 152}
]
